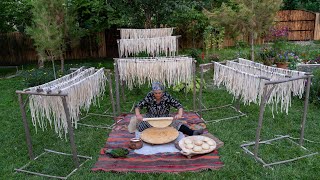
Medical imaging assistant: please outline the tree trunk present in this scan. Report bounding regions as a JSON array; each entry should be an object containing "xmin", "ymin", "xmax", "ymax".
[
  {"xmin": 251, "ymin": 32, "xmax": 255, "ymax": 61},
  {"xmin": 51, "ymin": 55, "xmax": 57, "ymax": 79},
  {"xmin": 38, "ymin": 59, "xmax": 44, "ymax": 69},
  {"xmin": 144, "ymin": 8, "xmax": 152, "ymax": 28},
  {"xmin": 60, "ymin": 53, "xmax": 64, "ymax": 74}
]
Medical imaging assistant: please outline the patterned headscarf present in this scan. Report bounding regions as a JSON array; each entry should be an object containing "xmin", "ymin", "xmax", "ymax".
[{"xmin": 152, "ymin": 82, "xmax": 164, "ymax": 91}]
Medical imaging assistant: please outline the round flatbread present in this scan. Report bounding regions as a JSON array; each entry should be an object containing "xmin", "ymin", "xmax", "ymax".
[
  {"xmin": 184, "ymin": 139, "xmax": 192, "ymax": 144},
  {"xmin": 201, "ymin": 143, "xmax": 210, "ymax": 150},
  {"xmin": 193, "ymin": 146, "xmax": 202, "ymax": 152},
  {"xmin": 185, "ymin": 144, "xmax": 194, "ymax": 149},
  {"xmin": 194, "ymin": 140, "xmax": 203, "ymax": 146},
  {"xmin": 140, "ymin": 127, "xmax": 179, "ymax": 144},
  {"xmin": 207, "ymin": 139, "xmax": 215, "ymax": 146}
]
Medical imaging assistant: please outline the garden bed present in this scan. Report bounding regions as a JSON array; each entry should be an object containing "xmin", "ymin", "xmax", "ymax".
[{"xmin": 297, "ymin": 64, "xmax": 320, "ymax": 72}]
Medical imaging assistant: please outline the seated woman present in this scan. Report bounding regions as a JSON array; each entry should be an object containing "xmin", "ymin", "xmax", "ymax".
[{"xmin": 134, "ymin": 82, "xmax": 203, "ymax": 136}]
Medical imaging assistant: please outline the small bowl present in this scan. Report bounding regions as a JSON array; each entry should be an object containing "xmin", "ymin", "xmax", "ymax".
[{"xmin": 129, "ymin": 138, "xmax": 143, "ymax": 149}]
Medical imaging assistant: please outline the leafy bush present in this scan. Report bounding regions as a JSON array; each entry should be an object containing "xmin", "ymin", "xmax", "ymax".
[
  {"xmin": 19, "ymin": 68, "xmax": 64, "ymax": 87},
  {"xmin": 183, "ymin": 48, "xmax": 203, "ymax": 62},
  {"xmin": 172, "ymin": 78, "xmax": 205, "ymax": 93},
  {"xmin": 206, "ymin": 54, "xmax": 220, "ymax": 62},
  {"xmin": 310, "ymin": 69, "xmax": 320, "ymax": 105}
]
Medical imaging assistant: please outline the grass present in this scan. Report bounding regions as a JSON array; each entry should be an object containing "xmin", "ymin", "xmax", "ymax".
[{"xmin": 1, "ymin": 56, "xmax": 320, "ymax": 179}]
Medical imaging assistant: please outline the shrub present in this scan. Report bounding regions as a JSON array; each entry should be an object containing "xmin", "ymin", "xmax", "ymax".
[
  {"xmin": 19, "ymin": 67, "xmax": 65, "ymax": 87},
  {"xmin": 172, "ymin": 78, "xmax": 205, "ymax": 93},
  {"xmin": 310, "ymin": 69, "xmax": 320, "ymax": 105}
]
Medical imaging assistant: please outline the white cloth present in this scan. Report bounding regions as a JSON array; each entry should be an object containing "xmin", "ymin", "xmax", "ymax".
[{"xmin": 134, "ymin": 130, "xmax": 185, "ymax": 155}]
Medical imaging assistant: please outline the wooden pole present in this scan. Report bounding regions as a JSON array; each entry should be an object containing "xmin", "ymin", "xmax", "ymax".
[
  {"xmin": 107, "ymin": 72, "xmax": 116, "ymax": 119},
  {"xmin": 235, "ymin": 97, "xmax": 241, "ymax": 111},
  {"xmin": 253, "ymin": 86, "xmax": 268, "ymax": 158},
  {"xmin": 17, "ymin": 94, "xmax": 34, "ymax": 160},
  {"xmin": 121, "ymin": 80, "xmax": 126, "ymax": 102},
  {"xmin": 299, "ymin": 73, "xmax": 312, "ymax": 146},
  {"xmin": 199, "ymin": 66, "xmax": 204, "ymax": 118},
  {"xmin": 253, "ymin": 85, "xmax": 276, "ymax": 158},
  {"xmin": 193, "ymin": 60, "xmax": 197, "ymax": 112},
  {"xmin": 114, "ymin": 62, "xmax": 121, "ymax": 114},
  {"xmin": 61, "ymin": 96, "xmax": 79, "ymax": 168}
]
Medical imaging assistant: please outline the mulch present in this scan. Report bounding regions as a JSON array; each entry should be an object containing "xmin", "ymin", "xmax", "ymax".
[{"xmin": 91, "ymin": 112, "xmax": 224, "ymax": 173}]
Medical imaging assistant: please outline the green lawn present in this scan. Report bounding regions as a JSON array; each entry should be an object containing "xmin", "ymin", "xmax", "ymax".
[{"xmin": 0, "ymin": 60, "xmax": 319, "ymax": 180}]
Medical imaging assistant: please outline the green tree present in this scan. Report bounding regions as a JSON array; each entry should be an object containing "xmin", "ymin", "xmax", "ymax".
[
  {"xmin": 0, "ymin": 0, "xmax": 32, "ymax": 33},
  {"xmin": 104, "ymin": 0, "xmax": 209, "ymax": 48},
  {"xmin": 282, "ymin": 0, "xmax": 320, "ymax": 12},
  {"xmin": 205, "ymin": 0, "xmax": 282, "ymax": 60},
  {"xmin": 26, "ymin": 0, "xmax": 84, "ymax": 74}
]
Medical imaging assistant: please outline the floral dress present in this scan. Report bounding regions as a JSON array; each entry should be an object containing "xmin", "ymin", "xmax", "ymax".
[{"xmin": 135, "ymin": 91, "xmax": 183, "ymax": 132}]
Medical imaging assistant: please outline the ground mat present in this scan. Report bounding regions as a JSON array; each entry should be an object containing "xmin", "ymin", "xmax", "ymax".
[{"xmin": 92, "ymin": 112, "xmax": 224, "ymax": 173}]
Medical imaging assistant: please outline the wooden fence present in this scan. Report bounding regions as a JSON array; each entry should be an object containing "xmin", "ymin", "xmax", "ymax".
[
  {"xmin": 1, "ymin": 10, "xmax": 319, "ymax": 65},
  {"xmin": 274, "ymin": 10, "xmax": 317, "ymax": 41},
  {"xmin": 0, "ymin": 32, "xmax": 109, "ymax": 66},
  {"xmin": 222, "ymin": 10, "xmax": 319, "ymax": 47}
]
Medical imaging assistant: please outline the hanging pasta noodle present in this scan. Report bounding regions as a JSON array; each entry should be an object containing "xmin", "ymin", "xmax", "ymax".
[
  {"xmin": 117, "ymin": 56, "xmax": 193, "ymax": 90},
  {"xmin": 120, "ymin": 28, "xmax": 174, "ymax": 39},
  {"xmin": 213, "ymin": 62, "xmax": 265, "ymax": 105},
  {"xmin": 226, "ymin": 61, "xmax": 293, "ymax": 114},
  {"xmin": 28, "ymin": 68, "xmax": 106, "ymax": 138},
  {"xmin": 238, "ymin": 58, "xmax": 305, "ymax": 97},
  {"xmin": 118, "ymin": 36, "xmax": 177, "ymax": 57}
]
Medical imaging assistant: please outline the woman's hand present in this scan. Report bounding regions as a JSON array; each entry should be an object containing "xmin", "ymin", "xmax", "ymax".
[
  {"xmin": 174, "ymin": 113, "xmax": 183, "ymax": 120},
  {"xmin": 136, "ymin": 114, "xmax": 143, "ymax": 121},
  {"xmin": 174, "ymin": 108, "xmax": 184, "ymax": 120},
  {"xmin": 135, "ymin": 107, "xmax": 143, "ymax": 121}
]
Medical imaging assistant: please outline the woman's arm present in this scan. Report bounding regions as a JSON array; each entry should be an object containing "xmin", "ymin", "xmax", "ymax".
[
  {"xmin": 174, "ymin": 108, "xmax": 184, "ymax": 119},
  {"xmin": 135, "ymin": 107, "xmax": 143, "ymax": 121},
  {"xmin": 134, "ymin": 92, "xmax": 152, "ymax": 121}
]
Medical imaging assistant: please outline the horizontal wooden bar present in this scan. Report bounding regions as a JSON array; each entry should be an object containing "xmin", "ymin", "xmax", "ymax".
[
  {"xmin": 265, "ymin": 75, "xmax": 311, "ymax": 85},
  {"xmin": 0, "ymin": 66, "xmax": 18, "ymax": 69},
  {"xmin": 44, "ymin": 149, "xmax": 92, "ymax": 159},
  {"xmin": 77, "ymin": 123, "xmax": 114, "ymax": 129},
  {"xmin": 241, "ymin": 135, "xmax": 290, "ymax": 147},
  {"xmin": 113, "ymin": 55, "xmax": 189, "ymax": 60},
  {"xmin": 15, "ymin": 168, "xmax": 67, "ymax": 180},
  {"xmin": 199, "ymin": 63, "xmax": 213, "ymax": 68},
  {"xmin": 263, "ymin": 152, "xmax": 318, "ymax": 167},
  {"xmin": 117, "ymin": 27, "xmax": 177, "ymax": 30},
  {"xmin": 16, "ymin": 90, "xmax": 67, "ymax": 96},
  {"xmin": 117, "ymin": 35, "xmax": 181, "ymax": 42}
]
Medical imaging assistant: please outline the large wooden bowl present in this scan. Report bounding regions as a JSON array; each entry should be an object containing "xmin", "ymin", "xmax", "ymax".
[
  {"xmin": 140, "ymin": 127, "xmax": 179, "ymax": 145},
  {"xmin": 143, "ymin": 117, "xmax": 173, "ymax": 128}
]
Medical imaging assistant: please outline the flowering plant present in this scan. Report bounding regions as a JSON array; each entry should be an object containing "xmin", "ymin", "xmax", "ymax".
[
  {"xmin": 265, "ymin": 27, "xmax": 290, "ymax": 56},
  {"xmin": 259, "ymin": 45, "xmax": 276, "ymax": 60},
  {"xmin": 275, "ymin": 51, "xmax": 301, "ymax": 69},
  {"xmin": 307, "ymin": 55, "xmax": 320, "ymax": 64},
  {"xmin": 265, "ymin": 27, "xmax": 289, "ymax": 42}
]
